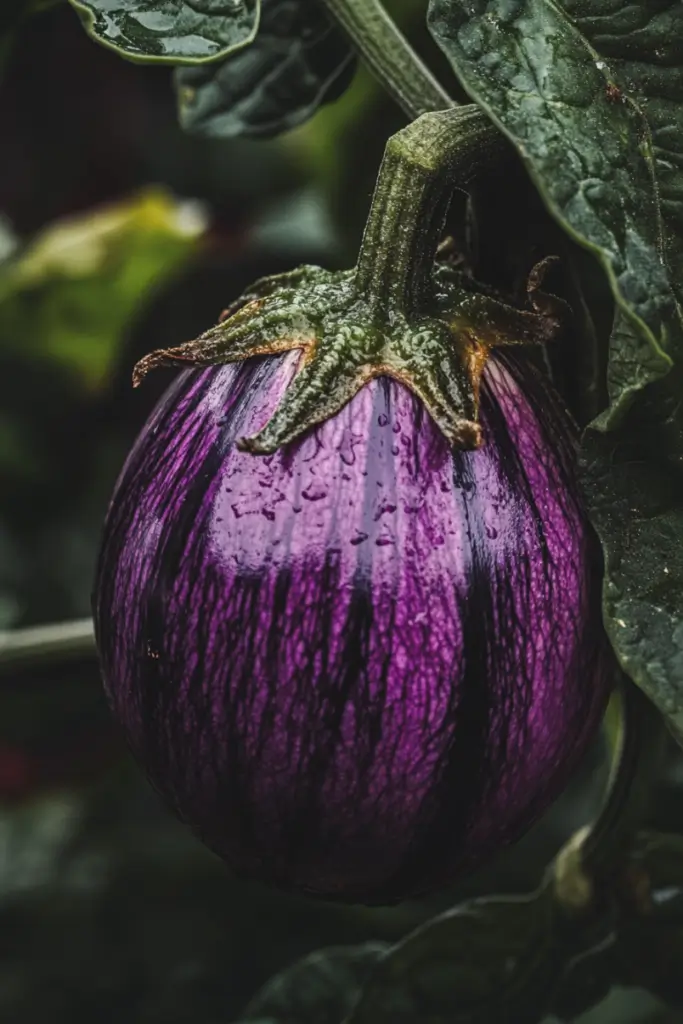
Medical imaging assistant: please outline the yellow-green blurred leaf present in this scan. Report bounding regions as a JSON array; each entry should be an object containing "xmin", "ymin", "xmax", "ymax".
[{"xmin": 0, "ymin": 189, "xmax": 207, "ymax": 391}]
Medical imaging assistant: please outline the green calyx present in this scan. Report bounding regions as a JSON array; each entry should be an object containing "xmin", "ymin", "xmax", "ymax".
[
  {"xmin": 133, "ymin": 260, "xmax": 559, "ymax": 454},
  {"xmin": 133, "ymin": 108, "xmax": 564, "ymax": 454}
]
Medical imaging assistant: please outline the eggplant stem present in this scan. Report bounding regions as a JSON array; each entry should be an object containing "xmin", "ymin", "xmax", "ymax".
[
  {"xmin": 354, "ymin": 107, "xmax": 508, "ymax": 318},
  {"xmin": 319, "ymin": 0, "xmax": 453, "ymax": 120}
]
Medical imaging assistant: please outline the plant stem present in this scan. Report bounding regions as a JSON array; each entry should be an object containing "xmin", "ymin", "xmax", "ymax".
[
  {"xmin": 320, "ymin": 0, "xmax": 454, "ymax": 118},
  {"xmin": 0, "ymin": 618, "xmax": 96, "ymax": 675},
  {"xmin": 354, "ymin": 106, "xmax": 505, "ymax": 317},
  {"xmin": 582, "ymin": 679, "xmax": 666, "ymax": 878},
  {"xmin": 553, "ymin": 678, "xmax": 666, "ymax": 915}
]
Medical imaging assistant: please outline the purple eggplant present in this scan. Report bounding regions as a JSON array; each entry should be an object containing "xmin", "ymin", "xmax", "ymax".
[{"xmin": 93, "ymin": 348, "xmax": 611, "ymax": 904}]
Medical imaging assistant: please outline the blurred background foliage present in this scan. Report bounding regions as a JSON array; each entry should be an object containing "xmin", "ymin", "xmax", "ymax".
[{"xmin": 0, "ymin": 2, "xmax": 679, "ymax": 1023}]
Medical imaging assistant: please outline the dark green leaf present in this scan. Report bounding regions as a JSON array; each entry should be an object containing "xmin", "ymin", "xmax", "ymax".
[
  {"xmin": 580, "ymin": 382, "xmax": 683, "ymax": 745},
  {"xmin": 428, "ymin": 0, "xmax": 683, "ymax": 424},
  {"xmin": 175, "ymin": 0, "xmax": 356, "ymax": 139},
  {"xmin": 241, "ymin": 943, "xmax": 389, "ymax": 1024},
  {"xmin": 67, "ymin": 0, "xmax": 259, "ymax": 64},
  {"xmin": 560, "ymin": 0, "xmax": 683, "ymax": 312},
  {"xmin": 345, "ymin": 890, "xmax": 564, "ymax": 1024}
]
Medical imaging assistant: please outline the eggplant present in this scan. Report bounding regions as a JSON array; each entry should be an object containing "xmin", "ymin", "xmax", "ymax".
[{"xmin": 93, "ymin": 347, "xmax": 612, "ymax": 904}]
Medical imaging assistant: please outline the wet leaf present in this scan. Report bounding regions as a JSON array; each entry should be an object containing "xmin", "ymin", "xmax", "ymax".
[
  {"xmin": 0, "ymin": 189, "xmax": 206, "ymax": 391},
  {"xmin": 580, "ymin": 395, "xmax": 683, "ymax": 747},
  {"xmin": 67, "ymin": 0, "xmax": 259, "ymax": 64},
  {"xmin": 175, "ymin": 0, "xmax": 356, "ymax": 139},
  {"xmin": 428, "ymin": 0, "xmax": 683, "ymax": 425}
]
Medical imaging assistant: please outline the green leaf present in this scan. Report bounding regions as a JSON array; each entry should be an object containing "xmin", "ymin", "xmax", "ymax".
[
  {"xmin": 241, "ymin": 943, "xmax": 389, "ymax": 1024},
  {"xmin": 344, "ymin": 890, "xmax": 564, "ymax": 1024},
  {"xmin": 175, "ymin": 0, "xmax": 356, "ymax": 139},
  {"xmin": 560, "ymin": 1, "xmax": 683, "ymax": 310},
  {"xmin": 428, "ymin": 0, "xmax": 683, "ymax": 425},
  {"xmin": 67, "ymin": 0, "xmax": 259, "ymax": 64},
  {"xmin": 0, "ymin": 189, "xmax": 206, "ymax": 391},
  {"xmin": 580, "ymin": 384, "xmax": 683, "ymax": 746}
]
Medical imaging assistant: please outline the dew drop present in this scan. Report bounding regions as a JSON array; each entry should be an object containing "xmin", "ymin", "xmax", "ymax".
[
  {"xmin": 392, "ymin": 422, "xmax": 401, "ymax": 434},
  {"xmin": 350, "ymin": 532, "xmax": 369, "ymax": 546},
  {"xmin": 391, "ymin": 445, "xmax": 400, "ymax": 456},
  {"xmin": 485, "ymin": 525, "xmax": 498, "ymax": 539},
  {"xmin": 377, "ymin": 413, "xmax": 389, "ymax": 427}
]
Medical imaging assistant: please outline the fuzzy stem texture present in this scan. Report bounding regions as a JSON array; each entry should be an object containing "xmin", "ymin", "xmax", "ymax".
[
  {"xmin": 320, "ymin": 0, "xmax": 453, "ymax": 118},
  {"xmin": 355, "ymin": 106, "xmax": 506, "ymax": 318}
]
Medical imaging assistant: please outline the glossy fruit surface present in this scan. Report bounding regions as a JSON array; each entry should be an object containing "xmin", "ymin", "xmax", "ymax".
[{"xmin": 94, "ymin": 351, "xmax": 611, "ymax": 903}]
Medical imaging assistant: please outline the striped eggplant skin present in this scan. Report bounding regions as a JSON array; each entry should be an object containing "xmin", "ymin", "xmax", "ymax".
[{"xmin": 93, "ymin": 350, "xmax": 612, "ymax": 905}]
